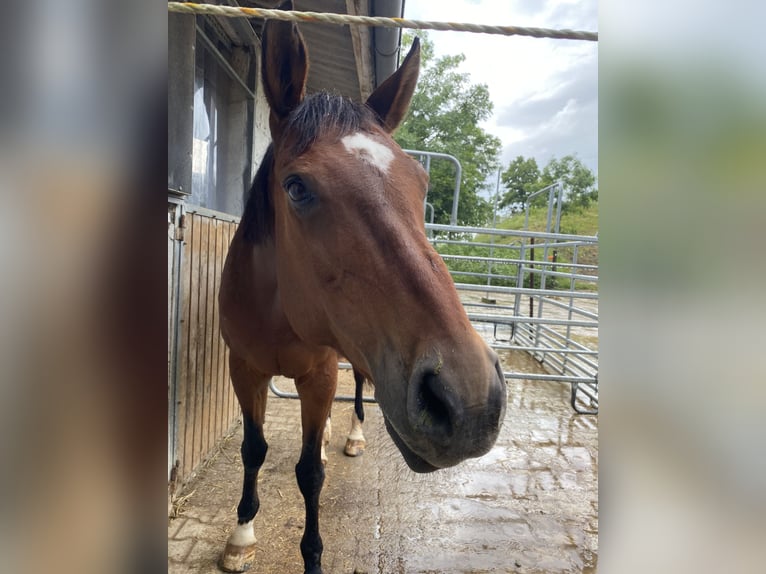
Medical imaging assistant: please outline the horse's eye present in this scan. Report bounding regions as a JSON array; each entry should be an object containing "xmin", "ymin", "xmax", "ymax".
[{"xmin": 283, "ymin": 176, "xmax": 312, "ymax": 206}]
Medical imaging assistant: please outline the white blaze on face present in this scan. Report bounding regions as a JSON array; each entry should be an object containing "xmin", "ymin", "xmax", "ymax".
[
  {"xmin": 341, "ymin": 132, "xmax": 395, "ymax": 174},
  {"xmin": 229, "ymin": 520, "xmax": 256, "ymax": 546}
]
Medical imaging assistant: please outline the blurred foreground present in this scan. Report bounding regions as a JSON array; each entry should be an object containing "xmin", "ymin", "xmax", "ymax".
[{"xmin": 0, "ymin": 2, "xmax": 763, "ymax": 573}]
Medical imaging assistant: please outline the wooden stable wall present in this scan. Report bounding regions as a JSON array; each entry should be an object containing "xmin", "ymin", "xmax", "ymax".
[{"xmin": 171, "ymin": 207, "xmax": 241, "ymax": 488}]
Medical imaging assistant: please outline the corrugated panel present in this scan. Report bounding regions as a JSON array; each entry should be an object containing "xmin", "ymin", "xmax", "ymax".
[
  {"xmin": 173, "ymin": 212, "xmax": 240, "ymax": 486},
  {"xmin": 239, "ymin": 0, "xmax": 365, "ymax": 100}
]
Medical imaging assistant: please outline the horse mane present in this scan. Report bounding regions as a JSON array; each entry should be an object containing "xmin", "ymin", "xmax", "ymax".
[
  {"xmin": 241, "ymin": 92, "xmax": 380, "ymax": 244},
  {"xmin": 241, "ymin": 144, "xmax": 275, "ymax": 244}
]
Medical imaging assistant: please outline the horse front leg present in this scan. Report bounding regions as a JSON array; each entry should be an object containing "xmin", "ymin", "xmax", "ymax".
[
  {"xmin": 294, "ymin": 355, "xmax": 338, "ymax": 574},
  {"xmin": 344, "ymin": 368, "xmax": 367, "ymax": 457},
  {"xmin": 220, "ymin": 355, "xmax": 270, "ymax": 573}
]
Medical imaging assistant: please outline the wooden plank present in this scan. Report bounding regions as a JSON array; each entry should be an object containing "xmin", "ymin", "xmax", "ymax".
[
  {"xmin": 182, "ymin": 213, "xmax": 200, "ymax": 480},
  {"xmin": 197, "ymin": 215, "xmax": 213, "ymax": 464},
  {"xmin": 195, "ymin": 213, "xmax": 209, "ymax": 475},
  {"xmin": 210, "ymin": 219, "xmax": 223, "ymax": 444},
  {"xmin": 224, "ymin": 222, "xmax": 236, "ymax": 423},
  {"xmin": 173, "ymin": 209, "xmax": 191, "ymax": 485},
  {"xmin": 208, "ymin": 219, "xmax": 220, "ymax": 453},
  {"xmin": 204, "ymin": 219, "xmax": 218, "ymax": 464},
  {"xmin": 346, "ymin": 0, "xmax": 374, "ymax": 100},
  {"xmin": 217, "ymin": 221, "xmax": 229, "ymax": 434}
]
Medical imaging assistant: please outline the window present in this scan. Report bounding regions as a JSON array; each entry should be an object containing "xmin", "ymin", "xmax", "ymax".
[{"xmin": 189, "ymin": 23, "xmax": 254, "ymax": 216}]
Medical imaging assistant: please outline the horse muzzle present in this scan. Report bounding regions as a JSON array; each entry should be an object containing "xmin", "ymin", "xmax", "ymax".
[{"xmin": 377, "ymin": 352, "xmax": 507, "ymax": 472}]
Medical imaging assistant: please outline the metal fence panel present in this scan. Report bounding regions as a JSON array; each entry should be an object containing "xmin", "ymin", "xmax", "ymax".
[{"xmin": 425, "ymin": 217, "xmax": 599, "ymax": 414}]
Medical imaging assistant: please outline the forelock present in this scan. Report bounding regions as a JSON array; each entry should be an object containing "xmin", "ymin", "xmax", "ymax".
[{"xmin": 282, "ymin": 92, "xmax": 379, "ymax": 155}]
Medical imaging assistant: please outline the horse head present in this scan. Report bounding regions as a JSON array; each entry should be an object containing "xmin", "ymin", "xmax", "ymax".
[{"xmin": 257, "ymin": 11, "xmax": 506, "ymax": 472}]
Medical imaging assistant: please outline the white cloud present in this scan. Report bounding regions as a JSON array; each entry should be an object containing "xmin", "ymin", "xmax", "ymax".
[{"xmin": 403, "ymin": 0, "xmax": 598, "ymax": 174}]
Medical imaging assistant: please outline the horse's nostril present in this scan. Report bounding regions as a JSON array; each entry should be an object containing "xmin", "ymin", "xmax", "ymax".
[{"xmin": 414, "ymin": 372, "xmax": 455, "ymax": 436}]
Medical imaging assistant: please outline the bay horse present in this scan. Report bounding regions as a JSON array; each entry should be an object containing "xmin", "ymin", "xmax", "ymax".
[{"xmin": 218, "ymin": 7, "xmax": 507, "ymax": 573}]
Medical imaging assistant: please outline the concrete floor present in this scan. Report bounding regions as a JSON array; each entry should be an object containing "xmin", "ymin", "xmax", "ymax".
[{"xmin": 168, "ymin": 351, "xmax": 598, "ymax": 573}]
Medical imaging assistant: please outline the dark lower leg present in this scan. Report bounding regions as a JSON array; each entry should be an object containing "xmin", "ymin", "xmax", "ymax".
[
  {"xmin": 296, "ymin": 438, "xmax": 324, "ymax": 574},
  {"xmin": 220, "ymin": 412, "xmax": 268, "ymax": 572},
  {"xmin": 237, "ymin": 415, "xmax": 268, "ymax": 524},
  {"xmin": 353, "ymin": 368, "xmax": 365, "ymax": 422}
]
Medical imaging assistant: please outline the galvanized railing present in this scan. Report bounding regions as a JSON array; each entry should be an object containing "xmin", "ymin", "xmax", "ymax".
[{"xmin": 426, "ymin": 221, "xmax": 598, "ymax": 414}]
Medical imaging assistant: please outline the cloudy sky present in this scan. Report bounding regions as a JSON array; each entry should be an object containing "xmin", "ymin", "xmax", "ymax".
[{"xmin": 403, "ymin": 0, "xmax": 598, "ymax": 177}]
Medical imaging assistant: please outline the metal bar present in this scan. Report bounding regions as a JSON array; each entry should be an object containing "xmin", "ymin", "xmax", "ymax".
[
  {"xmin": 427, "ymin": 223, "xmax": 597, "ymax": 242},
  {"xmin": 571, "ymin": 382, "xmax": 599, "ymax": 415},
  {"xmin": 425, "ymin": 202, "xmax": 434, "ymax": 225},
  {"xmin": 195, "ymin": 24, "xmax": 256, "ymax": 100},
  {"xmin": 185, "ymin": 203, "xmax": 242, "ymax": 223},
  {"xmin": 522, "ymin": 267, "xmax": 598, "ymax": 282},
  {"xmin": 535, "ymin": 297, "xmax": 599, "ymax": 319},
  {"xmin": 269, "ymin": 378, "xmax": 377, "ymax": 403},
  {"xmin": 485, "ymin": 169, "xmax": 501, "ymax": 299},
  {"xmin": 440, "ymin": 253, "xmax": 598, "ymax": 270},
  {"xmin": 525, "ymin": 182, "xmax": 560, "ymax": 202},
  {"xmin": 169, "ymin": 202, "xmax": 186, "ymax": 480},
  {"xmin": 561, "ymin": 247, "xmax": 580, "ymax": 372},
  {"xmin": 432, "ymin": 238, "xmax": 523, "ymax": 250},
  {"xmin": 467, "ymin": 313, "xmax": 598, "ymax": 328},
  {"xmin": 449, "ymin": 270, "xmax": 519, "ymax": 281},
  {"xmin": 489, "ymin": 343, "xmax": 598, "ymax": 355},
  {"xmin": 504, "ymin": 372, "xmax": 596, "ymax": 383},
  {"xmin": 454, "ymin": 283, "xmax": 599, "ymax": 299},
  {"xmin": 404, "ymin": 149, "xmax": 462, "ymax": 225},
  {"xmin": 576, "ymin": 383, "xmax": 599, "ymax": 401}
]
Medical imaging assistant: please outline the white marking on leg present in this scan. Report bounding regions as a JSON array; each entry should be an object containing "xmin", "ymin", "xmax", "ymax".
[
  {"xmin": 228, "ymin": 520, "xmax": 256, "ymax": 546},
  {"xmin": 347, "ymin": 411, "xmax": 365, "ymax": 441},
  {"xmin": 323, "ymin": 416, "xmax": 332, "ymax": 444},
  {"xmin": 321, "ymin": 415, "xmax": 331, "ymax": 464},
  {"xmin": 341, "ymin": 133, "xmax": 394, "ymax": 174}
]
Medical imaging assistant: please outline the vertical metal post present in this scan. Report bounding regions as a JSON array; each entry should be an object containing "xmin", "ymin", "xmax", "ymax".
[
  {"xmin": 403, "ymin": 149, "xmax": 462, "ymax": 226},
  {"xmin": 553, "ymin": 181, "xmax": 563, "ymax": 234},
  {"xmin": 561, "ymin": 244, "xmax": 578, "ymax": 376},
  {"xmin": 423, "ymin": 153, "xmax": 432, "ymax": 211},
  {"xmin": 483, "ymin": 170, "xmax": 501, "ymax": 304},
  {"xmin": 528, "ymin": 236, "xmax": 535, "ymax": 322}
]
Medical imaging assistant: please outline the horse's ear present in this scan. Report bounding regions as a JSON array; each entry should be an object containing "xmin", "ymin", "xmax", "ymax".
[
  {"xmin": 366, "ymin": 37, "xmax": 421, "ymax": 133},
  {"xmin": 261, "ymin": 0, "xmax": 308, "ymax": 126}
]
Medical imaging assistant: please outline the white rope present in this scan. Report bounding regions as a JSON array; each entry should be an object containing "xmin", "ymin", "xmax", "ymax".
[{"xmin": 167, "ymin": 2, "xmax": 598, "ymax": 42}]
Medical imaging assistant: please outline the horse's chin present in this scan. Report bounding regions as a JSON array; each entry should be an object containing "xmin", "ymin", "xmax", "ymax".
[{"xmin": 383, "ymin": 416, "xmax": 440, "ymax": 473}]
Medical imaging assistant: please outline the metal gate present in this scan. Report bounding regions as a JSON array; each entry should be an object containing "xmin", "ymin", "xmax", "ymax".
[{"xmin": 427, "ymin": 221, "xmax": 599, "ymax": 415}]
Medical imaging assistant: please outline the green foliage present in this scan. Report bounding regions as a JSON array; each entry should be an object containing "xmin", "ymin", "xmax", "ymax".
[
  {"xmin": 394, "ymin": 32, "xmax": 502, "ymax": 226},
  {"xmin": 499, "ymin": 154, "xmax": 598, "ymax": 213},
  {"xmin": 540, "ymin": 155, "xmax": 598, "ymax": 211},
  {"xmin": 499, "ymin": 156, "xmax": 544, "ymax": 211}
]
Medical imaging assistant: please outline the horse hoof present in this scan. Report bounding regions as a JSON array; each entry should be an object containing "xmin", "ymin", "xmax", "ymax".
[
  {"xmin": 219, "ymin": 542, "xmax": 256, "ymax": 572},
  {"xmin": 344, "ymin": 438, "xmax": 366, "ymax": 457}
]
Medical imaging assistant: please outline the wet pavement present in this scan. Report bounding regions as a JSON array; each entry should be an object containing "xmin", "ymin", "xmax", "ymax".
[{"xmin": 168, "ymin": 351, "xmax": 598, "ymax": 573}]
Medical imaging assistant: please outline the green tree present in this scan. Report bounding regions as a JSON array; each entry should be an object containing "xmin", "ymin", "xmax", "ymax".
[
  {"xmin": 394, "ymin": 32, "xmax": 502, "ymax": 226},
  {"xmin": 539, "ymin": 155, "xmax": 598, "ymax": 210},
  {"xmin": 499, "ymin": 156, "xmax": 543, "ymax": 211}
]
